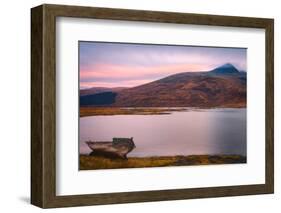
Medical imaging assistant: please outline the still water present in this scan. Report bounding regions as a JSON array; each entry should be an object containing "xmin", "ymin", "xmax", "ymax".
[{"xmin": 80, "ymin": 108, "xmax": 246, "ymax": 157}]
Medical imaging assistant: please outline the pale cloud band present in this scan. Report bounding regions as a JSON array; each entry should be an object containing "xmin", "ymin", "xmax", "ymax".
[{"xmin": 80, "ymin": 41, "xmax": 247, "ymax": 89}]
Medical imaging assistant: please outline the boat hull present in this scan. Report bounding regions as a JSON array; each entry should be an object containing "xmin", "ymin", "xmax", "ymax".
[{"xmin": 86, "ymin": 141, "xmax": 134, "ymax": 159}]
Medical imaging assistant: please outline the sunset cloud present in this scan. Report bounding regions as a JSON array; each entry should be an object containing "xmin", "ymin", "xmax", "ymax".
[
  {"xmin": 80, "ymin": 63, "xmax": 211, "ymax": 80},
  {"xmin": 79, "ymin": 42, "xmax": 247, "ymax": 89},
  {"xmin": 80, "ymin": 79, "xmax": 154, "ymax": 89}
]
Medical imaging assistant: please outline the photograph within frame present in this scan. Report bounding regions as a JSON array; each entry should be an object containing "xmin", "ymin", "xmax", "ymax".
[{"xmin": 78, "ymin": 41, "xmax": 247, "ymax": 170}]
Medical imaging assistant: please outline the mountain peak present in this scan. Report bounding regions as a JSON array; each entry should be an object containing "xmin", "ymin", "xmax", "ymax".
[{"xmin": 210, "ymin": 63, "xmax": 240, "ymax": 74}]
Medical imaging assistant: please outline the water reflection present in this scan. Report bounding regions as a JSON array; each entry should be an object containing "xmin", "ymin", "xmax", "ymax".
[{"xmin": 79, "ymin": 108, "xmax": 246, "ymax": 157}]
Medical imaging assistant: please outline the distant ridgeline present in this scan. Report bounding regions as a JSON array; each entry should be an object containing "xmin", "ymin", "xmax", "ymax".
[
  {"xmin": 80, "ymin": 92, "xmax": 117, "ymax": 106},
  {"xmin": 80, "ymin": 63, "xmax": 247, "ymax": 108}
]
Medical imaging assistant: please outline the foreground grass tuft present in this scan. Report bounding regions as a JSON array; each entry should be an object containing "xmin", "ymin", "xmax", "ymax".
[{"xmin": 79, "ymin": 155, "xmax": 246, "ymax": 170}]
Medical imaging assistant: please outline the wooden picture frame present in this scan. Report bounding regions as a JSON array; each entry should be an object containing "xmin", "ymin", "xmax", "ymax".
[{"xmin": 31, "ymin": 4, "xmax": 274, "ymax": 208}]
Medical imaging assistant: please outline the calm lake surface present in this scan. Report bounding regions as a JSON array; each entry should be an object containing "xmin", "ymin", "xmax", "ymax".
[{"xmin": 80, "ymin": 108, "xmax": 246, "ymax": 157}]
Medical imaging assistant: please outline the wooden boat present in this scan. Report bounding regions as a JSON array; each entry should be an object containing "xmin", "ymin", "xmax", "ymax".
[{"xmin": 86, "ymin": 137, "xmax": 136, "ymax": 159}]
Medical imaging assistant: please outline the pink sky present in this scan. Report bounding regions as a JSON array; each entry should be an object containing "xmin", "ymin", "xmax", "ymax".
[{"xmin": 80, "ymin": 42, "xmax": 246, "ymax": 89}]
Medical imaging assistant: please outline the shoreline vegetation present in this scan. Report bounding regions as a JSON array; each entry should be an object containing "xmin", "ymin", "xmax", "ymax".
[
  {"xmin": 80, "ymin": 107, "xmax": 187, "ymax": 117},
  {"xmin": 80, "ymin": 106, "xmax": 245, "ymax": 117},
  {"xmin": 79, "ymin": 154, "xmax": 246, "ymax": 170}
]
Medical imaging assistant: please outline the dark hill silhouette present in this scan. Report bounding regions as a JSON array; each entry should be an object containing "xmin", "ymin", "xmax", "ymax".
[
  {"xmin": 80, "ymin": 92, "xmax": 117, "ymax": 106},
  {"xmin": 80, "ymin": 87, "xmax": 127, "ymax": 96},
  {"xmin": 80, "ymin": 64, "xmax": 246, "ymax": 108}
]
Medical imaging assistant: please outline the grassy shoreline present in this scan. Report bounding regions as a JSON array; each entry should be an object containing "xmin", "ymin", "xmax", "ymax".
[
  {"xmin": 79, "ymin": 155, "xmax": 246, "ymax": 170},
  {"xmin": 80, "ymin": 107, "xmax": 188, "ymax": 117},
  {"xmin": 80, "ymin": 106, "xmax": 245, "ymax": 117}
]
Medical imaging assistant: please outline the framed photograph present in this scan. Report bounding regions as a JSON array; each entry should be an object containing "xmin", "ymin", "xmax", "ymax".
[{"xmin": 31, "ymin": 4, "xmax": 274, "ymax": 208}]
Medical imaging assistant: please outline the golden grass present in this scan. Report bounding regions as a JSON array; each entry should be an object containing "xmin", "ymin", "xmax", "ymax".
[
  {"xmin": 79, "ymin": 155, "xmax": 246, "ymax": 170},
  {"xmin": 80, "ymin": 107, "xmax": 187, "ymax": 117},
  {"xmin": 80, "ymin": 106, "xmax": 246, "ymax": 117}
]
